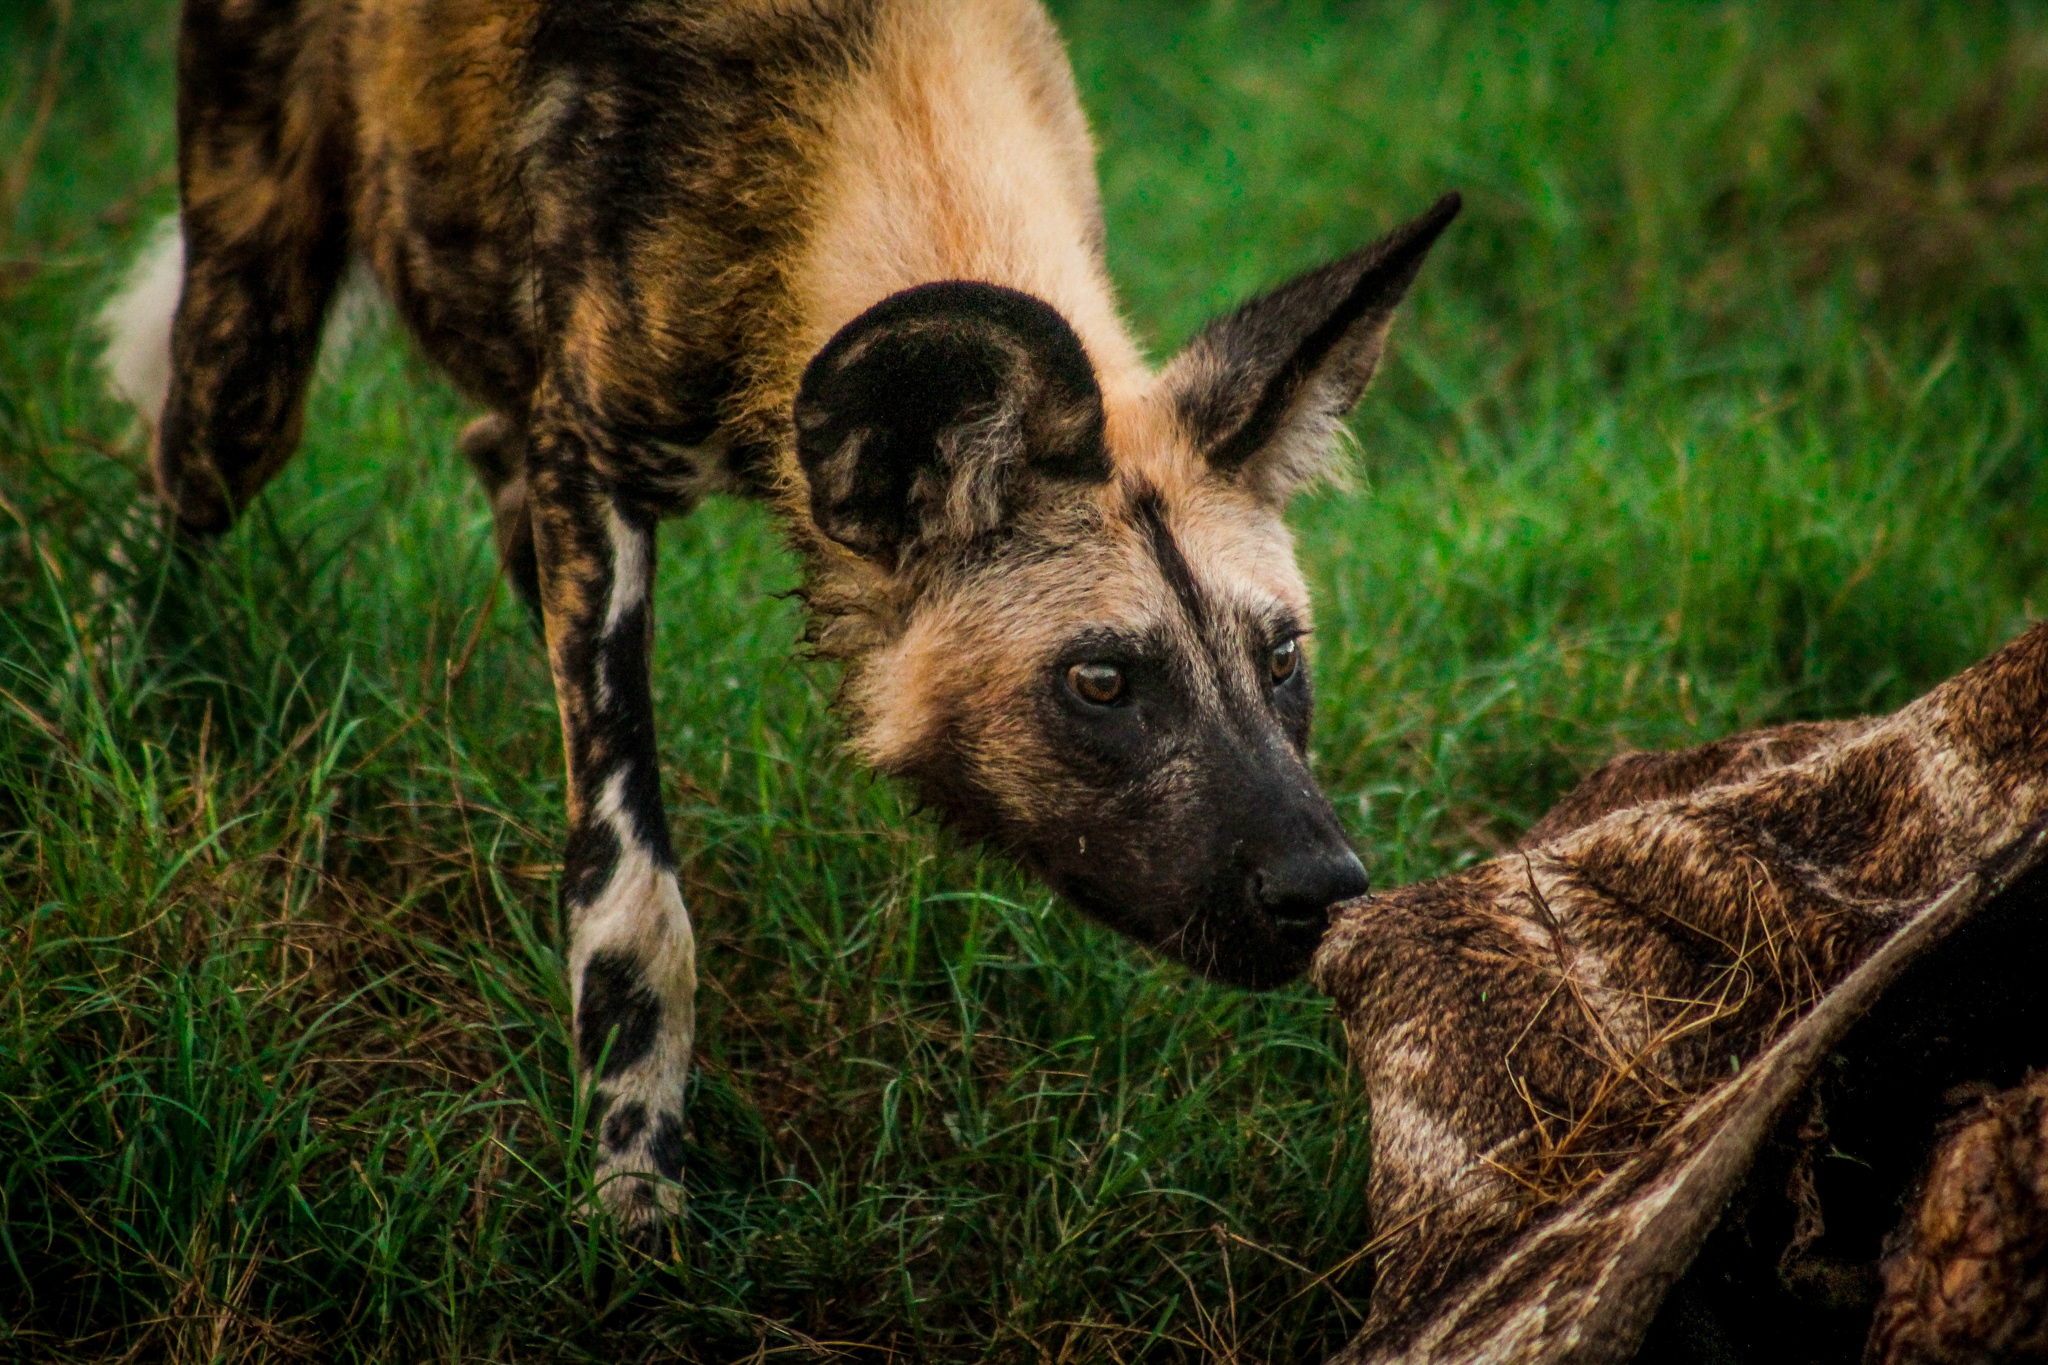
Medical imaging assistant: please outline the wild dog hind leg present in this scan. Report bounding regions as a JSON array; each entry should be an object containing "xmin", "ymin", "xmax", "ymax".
[
  {"xmin": 154, "ymin": 0, "xmax": 350, "ymax": 535},
  {"xmin": 458, "ymin": 413, "xmax": 542, "ymax": 620},
  {"xmin": 526, "ymin": 407, "xmax": 696, "ymax": 1242}
]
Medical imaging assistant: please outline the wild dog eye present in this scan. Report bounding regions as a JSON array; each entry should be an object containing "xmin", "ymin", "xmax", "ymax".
[
  {"xmin": 1066, "ymin": 662, "xmax": 1126, "ymax": 706},
  {"xmin": 1269, "ymin": 637, "xmax": 1300, "ymax": 684}
]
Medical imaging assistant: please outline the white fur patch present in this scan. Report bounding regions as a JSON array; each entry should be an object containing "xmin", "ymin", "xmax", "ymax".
[
  {"xmin": 1370, "ymin": 1087, "xmax": 1479, "ymax": 1196},
  {"xmin": 595, "ymin": 509, "xmax": 653, "ymax": 712},
  {"xmin": 318, "ymin": 257, "xmax": 389, "ymax": 378},
  {"xmin": 603, "ymin": 508, "xmax": 650, "ymax": 636},
  {"xmin": 97, "ymin": 215, "xmax": 184, "ymax": 426},
  {"xmin": 97, "ymin": 213, "xmax": 386, "ymax": 428}
]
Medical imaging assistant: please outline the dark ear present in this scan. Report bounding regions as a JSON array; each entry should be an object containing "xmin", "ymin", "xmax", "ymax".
[
  {"xmin": 1165, "ymin": 192, "xmax": 1461, "ymax": 503},
  {"xmin": 794, "ymin": 281, "xmax": 1110, "ymax": 567}
]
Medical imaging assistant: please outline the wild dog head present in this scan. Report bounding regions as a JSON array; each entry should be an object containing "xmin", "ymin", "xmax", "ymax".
[{"xmin": 795, "ymin": 195, "xmax": 1460, "ymax": 989}]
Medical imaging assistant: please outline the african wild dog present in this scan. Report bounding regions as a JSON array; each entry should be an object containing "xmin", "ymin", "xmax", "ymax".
[{"xmin": 103, "ymin": 0, "xmax": 1458, "ymax": 1239}]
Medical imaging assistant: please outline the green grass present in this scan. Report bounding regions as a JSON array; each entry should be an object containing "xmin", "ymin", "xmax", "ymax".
[{"xmin": 6, "ymin": 1, "xmax": 2048, "ymax": 1359}]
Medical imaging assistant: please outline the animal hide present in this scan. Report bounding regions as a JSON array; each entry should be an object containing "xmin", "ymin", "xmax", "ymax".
[{"xmin": 1312, "ymin": 622, "xmax": 2048, "ymax": 1364}]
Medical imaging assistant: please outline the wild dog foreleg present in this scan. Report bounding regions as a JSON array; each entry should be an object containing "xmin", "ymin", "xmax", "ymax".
[{"xmin": 527, "ymin": 425, "xmax": 695, "ymax": 1241}]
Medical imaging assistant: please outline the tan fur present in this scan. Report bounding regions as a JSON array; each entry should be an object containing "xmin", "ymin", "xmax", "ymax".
[
  {"xmin": 782, "ymin": 4, "xmax": 1133, "ymax": 370},
  {"xmin": 767, "ymin": 1, "xmax": 1227, "ymax": 695}
]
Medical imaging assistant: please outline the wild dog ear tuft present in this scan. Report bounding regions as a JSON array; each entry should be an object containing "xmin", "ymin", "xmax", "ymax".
[
  {"xmin": 1165, "ymin": 192, "xmax": 1461, "ymax": 504},
  {"xmin": 794, "ymin": 282, "xmax": 1109, "ymax": 568}
]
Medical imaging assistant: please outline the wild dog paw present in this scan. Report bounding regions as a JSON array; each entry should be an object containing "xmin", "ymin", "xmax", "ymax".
[
  {"xmin": 591, "ymin": 1094, "xmax": 687, "ymax": 1252},
  {"xmin": 568, "ymin": 876, "xmax": 696, "ymax": 1249}
]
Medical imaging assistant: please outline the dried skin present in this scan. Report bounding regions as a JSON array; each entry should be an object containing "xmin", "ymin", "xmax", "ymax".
[{"xmin": 1869, "ymin": 1072, "xmax": 2048, "ymax": 1365}]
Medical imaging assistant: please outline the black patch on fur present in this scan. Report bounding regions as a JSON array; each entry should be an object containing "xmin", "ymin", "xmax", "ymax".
[
  {"xmin": 504, "ymin": 525, "xmax": 544, "ymax": 629},
  {"xmin": 1263, "ymin": 635, "xmax": 1316, "ymax": 754},
  {"xmin": 1177, "ymin": 193, "xmax": 1461, "ymax": 472},
  {"xmin": 561, "ymin": 816, "xmax": 622, "ymax": 911},
  {"xmin": 1129, "ymin": 484, "xmax": 1314, "ymax": 748},
  {"xmin": 592, "ymin": 596, "xmax": 677, "ymax": 867},
  {"xmin": 600, "ymin": 1098, "xmax": 648, "ymax": 1151},
  {"xmin": 1130, "ymin": 486, "xmax": 1208, "ymax": 635},
  {"xmin": 577, "ymin": 950, "xmax": 662, "ymax": 1079},
  {"xmin": 794, "ymin": 281, "xmax": 1109, "ymax": 565},
  {"xmin": 649, "ymin": 1110, "xmax": 686, "ymax": 1181},
  {"xmin": 528, "ymin": 0, "xmax": 876, "ymax": 289},
  {"xmin": 520, "ymin": 1, "xmax": 887, "ymax": 485}
]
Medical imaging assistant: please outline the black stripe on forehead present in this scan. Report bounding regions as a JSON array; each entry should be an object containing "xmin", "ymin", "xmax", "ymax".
[{"xmin": 1131, "ymin": 486, "xmax": 1208, "ymax": 634}]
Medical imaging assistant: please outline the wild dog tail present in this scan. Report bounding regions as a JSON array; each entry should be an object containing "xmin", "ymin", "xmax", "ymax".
[{"xmin": 97, "ymin": 213, "xmax": 386, "ymax": 428}]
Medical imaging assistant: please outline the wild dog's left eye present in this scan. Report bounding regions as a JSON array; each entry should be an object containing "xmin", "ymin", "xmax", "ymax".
[{"xmin": 1268, "ymin": 637, "xmax": 1300, "ymax": 683}]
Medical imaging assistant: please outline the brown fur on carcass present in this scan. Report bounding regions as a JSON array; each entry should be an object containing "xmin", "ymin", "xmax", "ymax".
[{"xmin": 1312, "ymin": 623, "xmax": 2048, "ymax": 1363}]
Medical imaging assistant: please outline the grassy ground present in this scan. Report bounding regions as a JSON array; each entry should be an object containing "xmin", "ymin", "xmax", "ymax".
[{"xmin": 6, "ymin": 1, "xmax": 2048, "ymax": 1360}]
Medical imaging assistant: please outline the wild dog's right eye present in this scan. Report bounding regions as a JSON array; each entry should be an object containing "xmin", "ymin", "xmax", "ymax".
[
  {"xmin": 1268, "ymin": 637, "xmax": 1300, "ymax": 683},
  {"xmin": 1066, "ymin": 662, "xmax": 1126, "ymax": 706}
]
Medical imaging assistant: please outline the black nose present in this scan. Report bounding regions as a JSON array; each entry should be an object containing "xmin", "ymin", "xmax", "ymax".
[{"xmin": 1252, "ymin": 849, "xmax": 1370, "ymax": 929}]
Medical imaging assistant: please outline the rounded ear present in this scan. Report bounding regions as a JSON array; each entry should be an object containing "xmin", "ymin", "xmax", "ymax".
[
  {"xmin": 1165, "ymin": 191, "xmax": 1461, "ymax": 504},
  {"xmin": 794, "ymin": 281, "xmax": 1110, "ymax": 568}
]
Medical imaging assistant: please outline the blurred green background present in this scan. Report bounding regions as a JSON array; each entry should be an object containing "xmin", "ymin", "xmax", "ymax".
[{"xmin": 5, "ymin": 0, "xmax": 2048, "ymax": 1359}]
